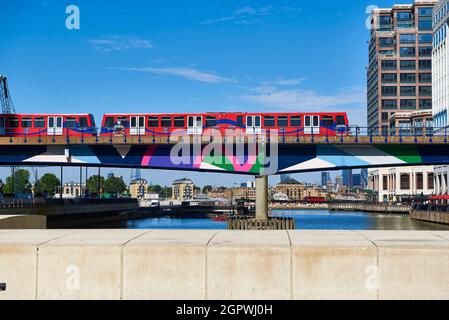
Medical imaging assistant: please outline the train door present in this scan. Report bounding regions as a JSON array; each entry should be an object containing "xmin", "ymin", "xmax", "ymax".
[
  {"xmin": 187, "ymin": 116, "xmax": 203, "ymax": 135},
  {"xmin": 246, "ymin": 115, "xmax": 262, "ymax": 135},
  {"xmin": 130, "ymin": 116, "xmax": 145, "ymax": 135},
  {"xmin": 304, "ymin": 115, "xmax": 320, "ymax": 135},
  {"xmin": 0, "ymin": 117, "xmax": 4, "ymax": 135},
  {"xmin": 48, "ymin": 116, "xmax": 63, "ymax": 136}
]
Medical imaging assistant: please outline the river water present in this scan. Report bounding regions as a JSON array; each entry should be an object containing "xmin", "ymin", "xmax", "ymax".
[{"xmin": 102, "ymin": 210, "xmax": 449, "ymax": 230}]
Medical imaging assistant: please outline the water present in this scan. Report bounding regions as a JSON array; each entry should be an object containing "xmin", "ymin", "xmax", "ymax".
[{"xmin": 102, "ymin": 210, "xmax": 449, "ymax": 230}]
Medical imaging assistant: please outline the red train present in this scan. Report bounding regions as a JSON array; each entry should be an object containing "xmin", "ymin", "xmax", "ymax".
[
  {"xmin": 100, "ymin": 112, "xmax": 349, "ymax": 136},
  {"xmin": 0, "ymin": 112, "xmax": 349, "ymax": 137},
  {"xmin": 0, "ymin": 114, "xmax": 96, "ymax": 137}
]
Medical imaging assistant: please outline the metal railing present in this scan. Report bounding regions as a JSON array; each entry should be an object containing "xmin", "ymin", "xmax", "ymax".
[{"xmin": 0, "ymin": 125, "xmax": 448, "ymax": 144}]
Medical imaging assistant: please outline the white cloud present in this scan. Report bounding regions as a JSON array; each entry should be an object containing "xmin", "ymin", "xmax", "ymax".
[
  {"xmin": 272, "ymin": 78, "xmax": 308, "ymax": 86},
  {"xmin": 201, "ymin": 5, "xmax": 301, "ymax": 25},
  {"xmin": 89, "ymin": 36, "xmax": 153, "ymax": 53},
  {"xmin": 113, "ymin": 67, "xmax": 235, "ymax": 84},
  {"xmin": 239, "ymin": 85, "xmax": 366, "ymax": 111}
]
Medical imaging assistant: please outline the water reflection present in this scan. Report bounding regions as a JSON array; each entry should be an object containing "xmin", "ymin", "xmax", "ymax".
[{"xmin": 99, "ymin": 210, "xmax": 449, "ymax": 231}]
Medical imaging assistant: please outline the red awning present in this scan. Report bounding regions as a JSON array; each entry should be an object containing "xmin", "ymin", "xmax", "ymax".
[{"xmin": 430, "ymin": 195, "xmax": 449, "ymax": 201}]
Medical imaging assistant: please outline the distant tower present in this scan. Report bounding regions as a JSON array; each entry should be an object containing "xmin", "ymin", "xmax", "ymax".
[{"xmin": 131, "ymin": 168, "xmax": 142, "ymax": 181}]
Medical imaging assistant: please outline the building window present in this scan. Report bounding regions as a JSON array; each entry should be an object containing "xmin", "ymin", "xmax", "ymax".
[
  {"xmin": 400, "ymin": 60, "xmax": 416, "ymax": 70},
  {"xmin": 382, "ymin": 60, "xmax": 397, "ymax": 70},
  {"xmin": 400, "ymin": 99, "xmax": 416, "ymax": 110},
  {"xmin": 418, "ymin": 46, "xmax": 432, "ymax": 56},
  {"xmin": 382, "ymin": 74, "xmax": 397, "ymax": 83},
  {"xmin": 400, "ymin": 47, "xmax": 416, "ymax": 57},
  {"xmin": 418, "ymin": 20, "xmax": 432, "ymax": 30},
  {"xmin": 419, "ymin": 73, "xmax": 432, "ymax": 83},
  {"xmin": 428, "ymin": 173, "xmax": 434, "ymax": 189},
  {"xmin": 400, "ymin": 73, "xmax": 416, "ymax": 83},
  {"xmin": 382, "ymin": 86, "xmax": 397, "ymax": 96},
  {"xmin": 382, "ymin": 100, "xmax": 397, "ymax": 109},
  {"xmin": 397, "ymin": 11, "xmax": 412, "ymax": 21},
  {"xmin": 419, "ymin": 86, "xmax": 432, "ymax": 96},
  {"xmin": 400, "ymin": 174, "xmax": 410, "ymax": 190},
  {"xmin": 416, "ymin": 173, "xmax": 424, "ymax": 190},
  {"xmin": 419, "ymin": 60, "xmax": 431, "ymax": 70},
  {"xmin": 400, "ymin": 86, "xmax": 416, "ymax": 96},
  {"xmin": 383, "ymin": 175, "xmax": 388, "ymax": 191},
  {"xmin": 400, "ymin": 34, "xmax": 416, "ymax": 44},
  {"xmin": 418, "ymin": 8, "xmax": 433, "ymax": 17},
  {"xmin": 419, "ymin": 99, "xmax": 432, "ymax": 109},
  {"xmin": 418, "ymin": 34, "xmax": 432, "ymax": 43},
  {"xmin": 381, "ymin": 112, "xmax": 389, "ymax": 122},
  {"xmin": 379, "ymin": 37, "xmax": 394, "ymax": 47},
  {"xmin": 379, "ymin": 15, "xmax": 392, "ymax": 26}
]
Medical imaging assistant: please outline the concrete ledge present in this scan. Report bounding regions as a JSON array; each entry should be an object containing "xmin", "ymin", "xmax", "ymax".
[
  {"xmin": 1, "ymin": 230, "xmax": 449, "ymax": 300},
  {"xmin": 0, "ymin": 215, "xmax": 46, "ymax": 229}
]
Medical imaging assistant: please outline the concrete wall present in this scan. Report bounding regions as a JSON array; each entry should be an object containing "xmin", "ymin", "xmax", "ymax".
[
  {"xmin": 0, "ymin": 215, "xmax": 46, "ymax": 229},
  {"xmin": 1, "ymin": 230, "xmax": 449, "ymax": 300}
]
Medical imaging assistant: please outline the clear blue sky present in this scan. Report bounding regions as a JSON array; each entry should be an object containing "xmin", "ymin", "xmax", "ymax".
[{"xmin": 0, "ymin": 0, "xmax": 408, "ymax": 186}]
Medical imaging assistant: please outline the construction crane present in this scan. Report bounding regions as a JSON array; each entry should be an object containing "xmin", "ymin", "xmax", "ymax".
[
  {"xmin": 0, "ymin": 75, "xmax": 18, "ymax": 195},
  {"xmin": 0, "ymin": 75, "xmax": 16, "ymax": 114}
]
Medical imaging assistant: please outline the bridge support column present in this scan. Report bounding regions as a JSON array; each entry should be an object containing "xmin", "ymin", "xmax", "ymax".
[
  {"xmin": 255, "ymin": 175, "xmax": 269, "ymax": 221},
  {"xmin": 227, "ymin": 175, "xmax": 296, "ymax": 230}
]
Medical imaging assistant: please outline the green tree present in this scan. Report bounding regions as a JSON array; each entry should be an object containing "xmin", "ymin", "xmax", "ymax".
[
  {"xmin": 148, "ymin": 184, "xmax": 162, "ymax": 194},
  {"xmin": 104, "ymin": 176, "xmax": 127, "ymax": 196},
  {"xmin": 3, "ymin": 169, "xmax": 32, "ymax": 194},
  {"xmin": 202, "ymin": 185, "xmax": 213, "ymax": 194},
  {"xmin": 86, "ymin": 175, "xmax": 105, "ymax": 195},
  {"xmin": 160, "ymin": 186, "xmax": 172, "ymax": 199},
  {"xmin": 34, "ymin": 173, "xmax": 60, "ymax": 196}
]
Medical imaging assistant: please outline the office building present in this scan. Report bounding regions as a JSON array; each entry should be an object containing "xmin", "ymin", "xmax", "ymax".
[
  {"xmin": 433, "ymin": 0, "xmax": 449, "ymax": 129},
  {"xmin": 321, "ymin": 172, "xmax": 331, "ymax": 187},
  {"xmin": 367, "ymin": 1, "xmax": 436, "ymax": 135},
  {"xmin": 342, "ymin": 169, "xmax": 353, "ymax": 188}
]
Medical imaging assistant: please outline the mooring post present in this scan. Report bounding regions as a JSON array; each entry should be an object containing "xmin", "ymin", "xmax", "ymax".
[{"xmin": 255, "ymin": 175, "xmax": 269, "ymax": 221}]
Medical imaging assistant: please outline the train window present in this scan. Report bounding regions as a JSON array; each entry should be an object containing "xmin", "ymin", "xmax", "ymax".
[
  {"xmin": 139, "ymin": 117, "xmax": 145, "ymax": 127},
  {"xmin": 264, "ymin": 116, "xmax": 275, "ymax": 127},
  {"xmin": 118, "ymin": 117, "xmax": 129, "ymax": 127},
  {"xmin": 90, "ymin": 115, "xmax": 96, "ymax": 128},
  {"xmin": 336, "ymin": 115, "xmax": 346, "ymax": 126},
  {"xmin": 34, "ymin": 118, "xmax": 45, "ymax": 128},
  {"xmin": 21, "ymin": 118, "xmax": 32, "ymax": 128},
  {"xmin": 66, "ymin": 118, "xmax": 77, "ymax": 128},
  {"xmin": 278, "ymin": 116, "xmax": 288, "ymax": 127},
  {"xmin": 188, "ymin": 117, "xmax": 194, "ymax": 127},
  {"xmin": 205, "ymin": 116, "xmax": 217, "ymax": 127},
  {"xmin": 148, "ymin": 117, "xmax": 159, "ymax": 127},
  {"xmin": 79, "ymin": 117, "xmax": 88, "ymax": 128},
  {"xmin": 313, "ymin": 117, "xmax": 319, "ymax": 127},
  {"xmin": 9, "ymin": 118, "xmax": 19, "ymax": 128},
  {"xmin": 105, "ymin": 117, "xmax": 115, "ymax": 128},
  {"xmin": 57, "ymin": 117, "xmax": 62, "ymax": 128},
  {"xmin": 290, "ymin": 116, "xmax": 301, "ymax": 127},
  {"xmin": 131, "ymin": 117, "xmax": 137, "ymax": 127},
  {"xmin": 305, "ymin": 116, "xmax": 311, "ymax": 127},
  {"xmin": 174, "ymin": 117, "xmax": 185, "ymax": 128},
  {"xmin": 322, "ymin": 116, "xmax": 334, "ymax": 127},
  {"xmin": 236, "ymin": 116, "xmax": 244, "ymax": 126},
  {"xmin": 161, "ymin": 117, "xmax": 172, "ymax": 127},
  {"xmin": 255, "ymin": 116, "xmax": 261, "ymax": 127}
]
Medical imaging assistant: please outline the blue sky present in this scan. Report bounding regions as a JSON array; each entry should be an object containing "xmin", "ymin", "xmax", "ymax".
[{"xmin": 0, "ymin": 0, "xmax": 409, "ymax": 186}]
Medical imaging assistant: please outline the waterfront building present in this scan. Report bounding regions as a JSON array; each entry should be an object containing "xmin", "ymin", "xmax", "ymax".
[
  {"xmin": 368, "ymin": 166, "xmax": 434, "ymax": 202},
  {"xmin": 342, "ymin": 169, "xmax": 353, "ymax": 188},
  {"xmin": 224, "ymin": 186, "xmax": 257, "ymax": 201},
  {"xmin": 433, "ymin": 0, "xmax": 449, "ymax": 129},
  {"xmin": 130, "ymin": 178, "xmax": 148, "ymax": 199},
  {"xmin": 56, "ymin": 182, "xmax": 85, "ymax": 199},
  {"xmin": 434, "ymin": 165, "xmax": 449, "ymax": 194},
  {"xmin": 275, "ymin": 181, "xmax": 326, "ymax": 201},
  {"xmin": 367, "ymin": 1, "xmax": 436, "ymax": 135},
  {"xmin": 172, "ymin": 178, "xmax": 195, "ymax": 200}
]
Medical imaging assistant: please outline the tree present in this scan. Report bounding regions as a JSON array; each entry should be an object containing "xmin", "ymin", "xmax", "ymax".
[
  {"xmin": 148, "ymin": 184, "xmax": 162, "ymax": 194},
  {"xmin": 160, "ymin": 186, "xmax": 172, "ymax": 199},
  {"xmin": 202, "ymin": 185, "xmax": 213, "ymax": 194},
  {"xmin": 3, "ymin": 169, "xmax": 32, "ymax": 194},
  {"xmin": 34, "ymin": 173, "xmax": 60, "ymax": 196},
  {"xmin": 86, "ymin": 175, "xmax": 105, "ymax": 195},
  {"xmin": 104, "ymin": 176, "xmax": 127, "ymax": 196}
]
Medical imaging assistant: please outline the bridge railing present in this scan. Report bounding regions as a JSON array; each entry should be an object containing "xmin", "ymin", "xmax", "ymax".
[{"xmin": 0, "ymin": 125, "xmax": 448, "ymax": 144}]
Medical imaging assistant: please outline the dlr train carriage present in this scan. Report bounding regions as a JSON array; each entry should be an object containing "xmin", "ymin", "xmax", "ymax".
[
  {"xmin": 0, "ymin": 112, "xmax": 349, "ymax": 137},
  {"xmin": 100, "ymin": 112, "xmax": 349, "ymax": 137},
  {"xmin": 0, "ymin": 114, "xmax": 96, "ymax": 137}
]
